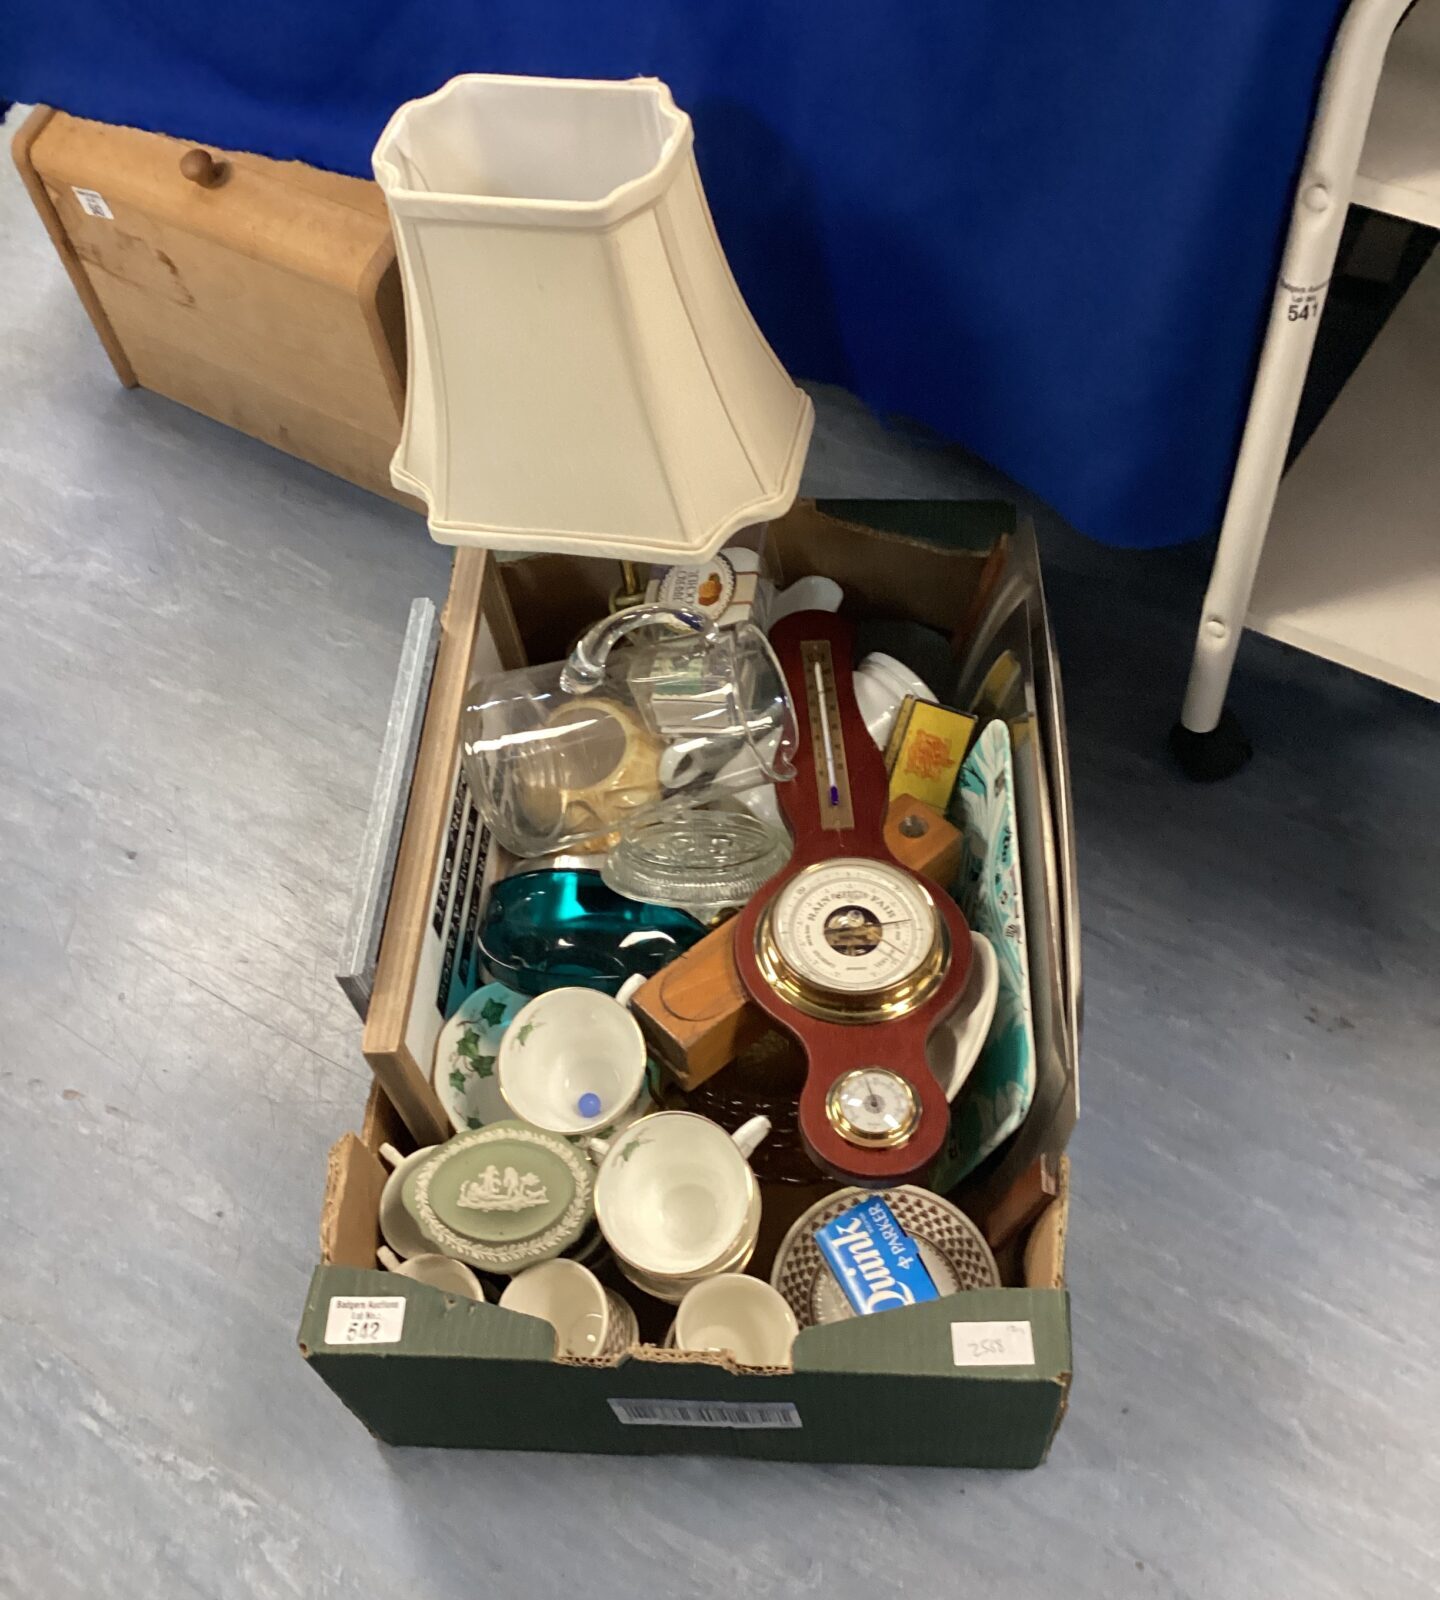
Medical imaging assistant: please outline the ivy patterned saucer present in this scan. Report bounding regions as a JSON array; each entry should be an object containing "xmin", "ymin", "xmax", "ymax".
[
  {"xmin": 770, "ymin": 1185, "xmax": 999, "ymax": 1329},
  {"xmin": 433, "ymin": 982, "xmax": 528, "ymax": 1135},
  {"xmin": 406, "ymin": 1121, "xmax": 595, "ymax": 1275}
]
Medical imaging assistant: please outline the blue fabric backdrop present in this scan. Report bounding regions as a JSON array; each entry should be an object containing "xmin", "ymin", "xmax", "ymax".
[{"xmin": 1, "ymin": 4, "xmax": 1343, "ymax": 547}]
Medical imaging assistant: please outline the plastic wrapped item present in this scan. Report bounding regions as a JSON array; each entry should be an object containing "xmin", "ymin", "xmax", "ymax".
[{"xmin": 461, "ymin": 604, "xmax": 794, "ymax": 857}]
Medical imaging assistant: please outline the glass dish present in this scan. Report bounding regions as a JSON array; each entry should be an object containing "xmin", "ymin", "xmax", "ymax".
[
  {"xmin": 477, "ymin": 868, "xmax": 705, "ymax": 996},
  {"xmin": 600, "ymin": 811, "xmax": 792, "ymax": 917}
]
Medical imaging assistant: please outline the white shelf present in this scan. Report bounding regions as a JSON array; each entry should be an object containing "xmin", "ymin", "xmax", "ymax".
[
  {"xmin": 1353, "ymin": 0, "xmax": 1440, "ymax": 226},
  {"xmin": 1247, "ymin": 246, "xmax": 1440, "ymax": 700}
]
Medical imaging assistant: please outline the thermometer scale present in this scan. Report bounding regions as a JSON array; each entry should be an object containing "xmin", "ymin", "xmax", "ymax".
[
  {"xmin": 809, "ymin": 649, "xmax": 847, "ymax": 820},
  {"xmin": 732, "ymin": 611, "xmax": 972, "ymax": 1184}
]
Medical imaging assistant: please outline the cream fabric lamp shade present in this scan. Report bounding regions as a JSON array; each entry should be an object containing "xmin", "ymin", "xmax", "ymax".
[{"xmin": 373, "ymin": 74, "xmax": 814, "ymax": 563}]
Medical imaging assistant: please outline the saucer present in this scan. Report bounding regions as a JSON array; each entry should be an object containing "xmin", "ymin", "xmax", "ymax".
[
  {"xmin": 770, "ymin": 1186, "xmax": 999, "ymax": 1328},
  {"xmin": 433, "ymin": 982, "xmax": 528, "ymax": 1134},
  {"xmin": 378, "ymin": 1144, "xmax": 440, "ymax": 1260}
]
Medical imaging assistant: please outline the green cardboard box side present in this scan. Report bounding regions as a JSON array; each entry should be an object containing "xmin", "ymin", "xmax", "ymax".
[
  {"xmin": 301, "ymin": 1271, "xmax": 1069, "ymax": 1466},
  {"xmin": 300, "ymin": 499, "xmax": 1080, "ymax": 1467}
]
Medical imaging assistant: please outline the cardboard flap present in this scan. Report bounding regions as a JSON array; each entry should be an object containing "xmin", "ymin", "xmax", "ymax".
[
  {"xmin": 772, "ymin": 499, "xmax": 1009, "ymax": 635},
  {"xmin": 792, "ymin": 1287, "xmax": 1070, "ymax": 1382},
  {"xmin": 319, "ymin": 1135, "xmax": 387, "ymax": 1269},
  {"xmin": 301, "ymin": 1266, "xmax": 560, "ymax": 1363}
]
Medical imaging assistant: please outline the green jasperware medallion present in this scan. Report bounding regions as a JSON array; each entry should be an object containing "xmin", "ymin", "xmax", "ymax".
[{"xmin": 407, "ymin": 1121, "xmax": 594, "ymax": 1272}]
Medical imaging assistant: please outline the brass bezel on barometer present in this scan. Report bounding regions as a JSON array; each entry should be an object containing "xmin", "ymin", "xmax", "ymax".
[
  {"xmin": 753, "ymin": 858, "xmax": 951, "ymax": 1025},
  {"xmin": 825, "ymin": 1068, "xmax": 923, "ymax": 1147}
]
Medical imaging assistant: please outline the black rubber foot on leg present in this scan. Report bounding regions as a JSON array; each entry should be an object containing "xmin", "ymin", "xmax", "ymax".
[{"xmin": 1169, "ymin": 709, "xmax": 1253, "ymax": 781}]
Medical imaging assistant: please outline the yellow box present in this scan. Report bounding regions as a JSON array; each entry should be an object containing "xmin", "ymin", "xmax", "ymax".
[{"xmin": 884, "ymin": 697, "xmax": 978, "ymax": 811}]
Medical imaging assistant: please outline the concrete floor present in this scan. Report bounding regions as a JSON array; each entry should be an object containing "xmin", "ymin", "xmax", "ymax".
[{"xmin": 2, "ymin": 107, "xmax": 1438, "ymax": 1600}]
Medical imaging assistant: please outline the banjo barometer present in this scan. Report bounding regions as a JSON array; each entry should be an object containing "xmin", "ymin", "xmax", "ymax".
[{"xmin": 732, "ymin": 611, "xmax": 972, "ymax": 1183}]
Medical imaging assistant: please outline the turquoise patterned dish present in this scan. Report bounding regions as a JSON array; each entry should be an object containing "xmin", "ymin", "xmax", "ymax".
[{"xmin": 936, "ymin": 718, "xmax": 1036, "ymax": 1185}]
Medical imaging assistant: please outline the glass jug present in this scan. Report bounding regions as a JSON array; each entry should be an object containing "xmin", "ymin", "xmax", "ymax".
[{"xmin": 461, "ymin": 605, "xmax": 796, "ymax": 857}]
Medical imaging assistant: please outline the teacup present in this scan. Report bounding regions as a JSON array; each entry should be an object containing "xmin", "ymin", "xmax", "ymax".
[
  {"xmin": 611, "ymin": 1187, "xmax": 761, "ymax": 1304},
  {"xmin": 854, "ymin": 653, "xmax": 936, "ymax": 749},
  {"xmin": 499, "ymin": 1259, "xmax": 634, "ymax": 1358},
  {"xmin": 612, "ymin": 1224, "xmax": 763, "ymax": 1304},
  {"xmin": 673, "ymin": 1273, "xmax": 799, "ymax": 1368},
  {"xmin": 377, "ymin": 1141, "xmax": 440, "ymax": 1260},
  {"xmin": 590, "ymin": 1112, "xmax": 770, "ymax": 1291},
  {"xmin": 376, "ymin": 1245, "xmax": 486, "ymax": 1302},
  {"xmin": 498, "ymin": 974, "xmax": 648, "ymax": 1136}
]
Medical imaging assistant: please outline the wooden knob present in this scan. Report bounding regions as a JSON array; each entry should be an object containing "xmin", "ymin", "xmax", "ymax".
[{"xmin": 179, "ymin": 148, "xmax": 226, "ymax": 188}]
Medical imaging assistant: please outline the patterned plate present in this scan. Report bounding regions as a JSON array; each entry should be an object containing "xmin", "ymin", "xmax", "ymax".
[
  {"xmin": 770, "ymin": 1186, "xmax": 998, "ymax": 1328},
  {"xmin": 934, "ymin": 718, "xmax": 1036, "ymax": 1185},
  {"xmin": 433, "ymin": 982, "xmax": 528, "ymax": 1135}
]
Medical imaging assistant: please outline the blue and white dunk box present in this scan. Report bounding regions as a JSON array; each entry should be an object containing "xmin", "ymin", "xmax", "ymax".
[{"xmin": 816, "ymin": 1195, "xmax": 941, "ymax": 1316}]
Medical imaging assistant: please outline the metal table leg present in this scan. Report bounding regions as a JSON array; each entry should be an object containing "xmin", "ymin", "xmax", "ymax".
[{"xmin": 1173, "ymin": 0, "xmax": 1413, "ymax": 779}]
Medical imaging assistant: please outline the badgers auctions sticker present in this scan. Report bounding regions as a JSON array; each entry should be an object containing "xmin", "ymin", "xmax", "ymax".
[
  {"xmin": 324, "ymin": 1295, "xmax": 406, "ymax": 1346},
  {"xmin": 71, "ymin": 187, "xmax": 114, "ymax": 219}
]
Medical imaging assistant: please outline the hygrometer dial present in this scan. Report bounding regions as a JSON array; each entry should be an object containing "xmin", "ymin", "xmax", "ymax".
[{"xmin": 825, "ymin": 1068, "xmax": 922, "ymax": 1148}]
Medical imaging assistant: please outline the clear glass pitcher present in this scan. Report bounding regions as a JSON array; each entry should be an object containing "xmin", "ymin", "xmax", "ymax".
[{"xmin": 461, "ymin": 605, "xmax": 796, "ymax": 857}]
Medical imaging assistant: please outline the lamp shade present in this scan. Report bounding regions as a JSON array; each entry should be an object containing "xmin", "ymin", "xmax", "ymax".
[{"xmin": 373, "ymin": 75, "xmax": 814, "ymax": 563}]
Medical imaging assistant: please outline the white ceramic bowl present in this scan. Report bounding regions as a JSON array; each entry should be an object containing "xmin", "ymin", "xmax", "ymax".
[{"xmin": 854, "ymin": 652, "xmax": 936, "ymax": 748}]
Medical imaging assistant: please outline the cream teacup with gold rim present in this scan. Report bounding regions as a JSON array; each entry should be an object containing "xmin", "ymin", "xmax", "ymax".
[
  {"xmin": 499, "ymin": 1259, "xmax": 636, "ymax": 1358},
  {"xmin": 589, "ymin": 1111, "xmax": 769, "ymax": 1295},
  {"xmin": 674, "ymin": 1273, "xmax": 798, "ymax": 1367},
  {"xmin": 497, "ymin": 974, "xmax": 648, "ymax": 1137},
  {"xmin": 376, "ymin": 1245, "xmax": 486, "ymax": 1302}
]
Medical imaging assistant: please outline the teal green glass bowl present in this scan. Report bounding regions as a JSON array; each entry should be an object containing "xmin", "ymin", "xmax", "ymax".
[{"xmin": 479, "ymin": 869, "xmax": 705, "ymax": 996}]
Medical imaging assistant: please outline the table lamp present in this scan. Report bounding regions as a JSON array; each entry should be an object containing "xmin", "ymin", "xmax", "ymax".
[{"xmin": 373, "ymin": 74, "xmax": 814, "ymax": 564}]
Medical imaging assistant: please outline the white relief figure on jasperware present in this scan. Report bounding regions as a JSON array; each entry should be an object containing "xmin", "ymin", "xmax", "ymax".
[{"xmin": 457, "ymin": 1163, "xmax": 550, "ymax": 1212}]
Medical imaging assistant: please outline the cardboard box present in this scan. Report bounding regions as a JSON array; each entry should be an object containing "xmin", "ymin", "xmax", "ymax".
[{"xmin": 299, "ymin": 500, "xmax": 1081, "ymax": 1467}]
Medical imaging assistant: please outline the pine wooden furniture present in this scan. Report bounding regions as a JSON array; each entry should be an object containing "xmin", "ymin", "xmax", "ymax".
[{"xmin": 12, "ymin": 106, "xmax": 418, "ymax": 507}]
